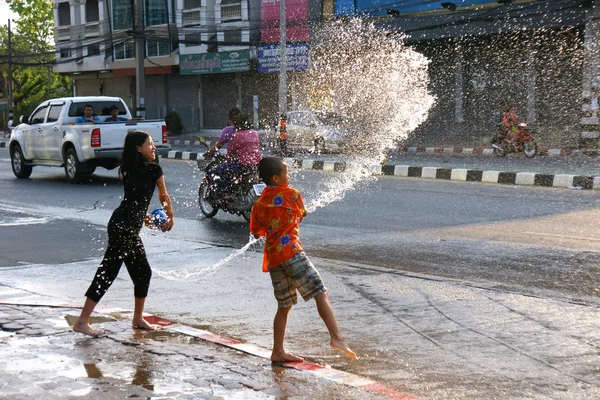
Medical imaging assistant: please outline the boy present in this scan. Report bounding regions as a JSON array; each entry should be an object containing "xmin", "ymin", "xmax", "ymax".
[{"xmin": 250, "ymin": 157, "xmax": 357, "ymax": 362}]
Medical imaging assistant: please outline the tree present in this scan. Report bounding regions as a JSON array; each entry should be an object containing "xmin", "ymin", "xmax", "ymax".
[{"xmin": 0, "ymin": 0, "xmax": 72, "ymax": 125}]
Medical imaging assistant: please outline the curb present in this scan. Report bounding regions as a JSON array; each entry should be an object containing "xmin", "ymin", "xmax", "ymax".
[
  {"xmin": 0, "ymin": 300, "xmax": 417, "ymax": 399},
  {"xmin": 164, "ymin": 151, "xmax": 600, "ymax": 191},
  {"xmin": 85, "ymin": 305, "xmax": 420, "ymax": 400},
  {"xmin": 165, "ymin": 139, "xmax": 600, "ymax": 157}
]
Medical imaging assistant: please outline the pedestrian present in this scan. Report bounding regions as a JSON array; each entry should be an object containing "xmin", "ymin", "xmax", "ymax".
[
  {"xmin": 72, "ymin": 130, "xmax": 174, "ymax": 337},
  {"xmin": 249, "ymin": 156, "xmax": 357, "ymax": 362}
]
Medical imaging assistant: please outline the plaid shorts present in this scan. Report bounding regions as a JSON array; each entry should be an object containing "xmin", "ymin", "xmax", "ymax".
[{"xmin": 269, "ymin": 252, "xmax": 327, "ymax": 308}]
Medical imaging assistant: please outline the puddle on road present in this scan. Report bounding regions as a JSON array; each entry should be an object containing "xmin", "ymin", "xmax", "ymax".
[
  {"xmin": 61, "ymin": 314, "xmax": 116, "ymax": 328},
  {"xmin": 132, "ymin": 329, "xmax": 204, "ymax": 345}
]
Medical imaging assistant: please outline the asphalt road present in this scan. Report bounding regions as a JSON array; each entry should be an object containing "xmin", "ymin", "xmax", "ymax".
[
  {"xmin": 2, "ymin": 148, "xmax": 600, "ymax": 304},
  {"xmin": 2, "ymin": 148, "xmax": 600, "ymax": 399}
]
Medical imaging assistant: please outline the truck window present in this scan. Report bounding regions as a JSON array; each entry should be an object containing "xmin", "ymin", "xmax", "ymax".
[
  {"xmin": 30, "ymin": 106, "xmax": 49, "ymax": 124},
  {"xmin": 69, "ymin": 101, "xmax": 126, "ymax": 117},
  {"xmin": 47, "ymin": 105, "xmax": 64, "ymax": 123}
]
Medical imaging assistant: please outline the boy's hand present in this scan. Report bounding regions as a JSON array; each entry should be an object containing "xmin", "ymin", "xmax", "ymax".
[{"xmin": 144, "ymin": 213, "xmax": 153, "ymax": 229}]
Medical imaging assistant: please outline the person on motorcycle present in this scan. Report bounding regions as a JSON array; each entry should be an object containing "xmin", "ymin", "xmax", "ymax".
[
  {"xmin": 502, "ymin": 105, "xmax": 519, "ymax": 147},
  {"xmin": 203, "ymin": 107, "xmax": 242, "ymax": 158},
  {"xmin": 207, "ymin": 112, "xmax": 261, "ymax": 201}
]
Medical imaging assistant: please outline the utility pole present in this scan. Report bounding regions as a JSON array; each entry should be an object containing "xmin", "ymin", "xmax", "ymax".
[
  {"xmin": 134, "ymin": 0, "xmax": 146, "ymax": 119},
  {"xmin": 7, "ymin": 19, "xmax": 14, "ymax": 136},
  {"xmin": 277, "ymin": 0, "xmax": 288, "ymax": 155}
]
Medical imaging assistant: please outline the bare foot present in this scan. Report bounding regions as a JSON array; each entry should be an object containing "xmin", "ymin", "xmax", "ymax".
[
  {"xmin": 271, "ymin": 351, "xmax": 305, "ymax": 363},
  {"xmin": 131, "ymin": 318, "xmax": 157, "ymax": 331},
  {"xmin": 73, "ymin": 321, "xmax": 104, "ymax": 337},
  {"xmin": 331, "ymin": 338, "xmax": 358, "ymax": 360}
]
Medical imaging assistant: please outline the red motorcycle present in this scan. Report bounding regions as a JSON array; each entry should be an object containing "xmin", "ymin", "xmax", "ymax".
[{"xmin": 491, "ymin": 122, "xmax": 537, "ymax": 158}]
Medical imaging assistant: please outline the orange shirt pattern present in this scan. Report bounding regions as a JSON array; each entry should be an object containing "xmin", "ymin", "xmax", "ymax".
[{"xmin": 250, "ymin": 186, "xmax": 306, "ymax": 272}]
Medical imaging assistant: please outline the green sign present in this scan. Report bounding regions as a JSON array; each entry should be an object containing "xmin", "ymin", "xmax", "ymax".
[
  {"xmin": 180, "ymin": 50, "xmax": 250, "ymax": 75},
  {"xmin": 0, "ymin": 104, "xmax": 7, "ymax": 110}
]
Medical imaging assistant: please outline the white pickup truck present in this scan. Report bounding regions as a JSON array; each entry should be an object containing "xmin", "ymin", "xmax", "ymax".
[{"xmin": 8, "ymin": 96, "xmax": 170, "ymax": 183}]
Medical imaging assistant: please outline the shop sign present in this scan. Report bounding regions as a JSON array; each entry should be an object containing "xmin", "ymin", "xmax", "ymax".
[
  {"xmin": 180, "ymin": 50, "xmax": 250, "ymax": 75},
  {"xmin": 258, "ymin": 44, "xmax": 309, "ymax": 73}
]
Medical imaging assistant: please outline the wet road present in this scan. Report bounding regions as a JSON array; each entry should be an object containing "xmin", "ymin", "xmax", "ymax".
[{"xmin": 2, "ymin": 148, "xmax": 600, "ymax": 398}]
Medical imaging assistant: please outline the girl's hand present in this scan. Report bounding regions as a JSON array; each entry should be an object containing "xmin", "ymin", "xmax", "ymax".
[
  {"xmin": 160, "ymin": 217, "xmax": 174, "ymax": 232},
  {"xmin": 144, "ymin": 213, "xmax": 153, "ymax": 229}
]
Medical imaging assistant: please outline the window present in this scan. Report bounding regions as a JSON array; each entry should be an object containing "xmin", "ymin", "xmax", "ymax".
[
  {"xmin": 223, "ymin": 29, "xmax": 241, "ymax": 44},
  {"xmin": 69, "ymin": 102, "xmax": 125, "ymax": 117},
  {"xmin": 114, "ymin": 41, "xmax": 135, "ymax": 60},
  {"xmin": 86, "ymin": 0, "xmax": 99, "ymax": 22},
  {"xmin": 47, "ymin": 105, "xmax": 64, "ymax": 123},
  {"xmin": 146, "ymin": 0, "xmax": 167, "ymax": 26},
  {"xmin": 147, "ymin": 40, "xmax": 170, "ymax": 57},
  {"xmin": 184, "ymin": 0, "xmax": 201, "ymax": 8},
  {"xmin": 184, "ymin": 32, "xmax": 202, "ymax": 46},
  {"xmin": 30, "ymin": 106, "xmax": 49, "ymax": 124},
  {"xmin": 112, "ymin": 0, "xmax": 132, "ymax": 30},
  {"xmin": 59, "ymin": 48, "xmax": 71, "ymax": 58},
  {"xmin": 88, "ymin": 44, "xmax": 100, "ymax": 56},
  {"xmin": 58, "ymin": 2, "xmax": 71, "ymax": 26}
]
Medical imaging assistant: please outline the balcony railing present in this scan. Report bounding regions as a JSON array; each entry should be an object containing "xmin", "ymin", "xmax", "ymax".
[
  {"xmin": 221, "ymin": 3, "xmax": 242, "ymax": 21},
  {"xmin": 183, "ymin": 9, "xmax": 202, "ymax": 25},
  {"xmin": 84, "ymin": 22, "xmax": 100, "ymax": 37},
  {"xmin": 55, "ymin": 26, "xmax": 71, "ymax": 42}
]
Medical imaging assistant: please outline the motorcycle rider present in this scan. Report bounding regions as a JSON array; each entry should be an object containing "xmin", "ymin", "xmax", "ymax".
[
  {"xmin": 502, "ymin": 105, "xmax": 519, "ymax": 148},
  {"xmin": 207, "ymin": 112, "xmax": 261, "ymax": 202},
  {"xmin": 203, "ymin": 107, "xmax": 242, "ymax": 159}
]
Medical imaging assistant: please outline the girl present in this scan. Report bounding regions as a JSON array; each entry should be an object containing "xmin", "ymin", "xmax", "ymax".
[{"xmin": 73, "ymin": 130, "xmax": 174, "ymax": 337}]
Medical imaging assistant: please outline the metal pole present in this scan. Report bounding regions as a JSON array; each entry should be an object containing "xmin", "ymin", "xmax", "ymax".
[
  {"xmin": 134, "ymin": 0, "xmax": 146, "ymax": 119},
  {"xmin": 7, "ymin": 19, "xmax": 14, "ymax": 135},
  {"xmin": 278, "ymin": 0, "xmax": 287, "ymax": 154}
]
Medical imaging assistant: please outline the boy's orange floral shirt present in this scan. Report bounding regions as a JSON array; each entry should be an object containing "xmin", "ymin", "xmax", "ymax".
[{"xmin": 250, "ymin": 186, "xmax": 306, "ymax": 272}]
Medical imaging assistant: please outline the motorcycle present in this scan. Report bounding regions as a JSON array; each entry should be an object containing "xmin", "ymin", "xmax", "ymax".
[
  {"xmin": 491, "ymin": 122, "xmax": 537, "ymax": 158},
  {"xmin": 197, "ymin": 139, "xmax": 265, "ymax": 222}
]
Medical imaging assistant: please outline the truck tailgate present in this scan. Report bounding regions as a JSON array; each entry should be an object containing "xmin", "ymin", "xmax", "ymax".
[{"xmin": 99, "ymin": 121, "xmax": 165, "ymax": 148}]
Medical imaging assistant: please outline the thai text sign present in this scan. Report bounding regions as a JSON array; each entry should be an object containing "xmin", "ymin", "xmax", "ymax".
[
  {"xmin": 180, "ymin": 50, "xmax": 250, "ymax": 75},
  {"xmin": 258, "ymin": 44, "xmax": 309, "ymax": 73}
]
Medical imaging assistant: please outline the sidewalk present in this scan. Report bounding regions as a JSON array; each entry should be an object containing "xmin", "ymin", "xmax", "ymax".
[{"xmin": 0, "ymin": 294, "xmax": 414, "ymax": 400}]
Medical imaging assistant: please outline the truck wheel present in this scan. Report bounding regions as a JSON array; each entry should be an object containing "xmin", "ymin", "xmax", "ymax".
[
  {"xmin": 64, "ymin": 148, "xmax": 84, "ymax": 183},
  {"xmin": 10, "ymin": 145, "xmax": 33, "ymax": 179}
]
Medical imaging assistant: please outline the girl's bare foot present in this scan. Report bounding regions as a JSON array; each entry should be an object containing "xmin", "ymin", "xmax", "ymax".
[
  {"xmin": 271, "ymin": 351, "xmax": 304, "ymax": 363},
  {"xmin": 72, "ymin": 321, "xmax": 104, "ymax": 337},
  {"xmin": 131, "ymin": 318, "xmax": 157, "ymax": 331},
  {"xmin": 331, "ymin": 338, "xmax": 358, "ymax": 360}
]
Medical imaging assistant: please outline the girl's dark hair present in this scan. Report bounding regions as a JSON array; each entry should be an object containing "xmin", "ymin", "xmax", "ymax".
[
  {"xmin": 234, "ymin": 111, "xmax": 253, "ymax": 131},
  {"xmin": 119, "ymin": 130, "xmax": 151, "ymax": 180},
  {"xmin": 258, "ymin": 157, "xmax": 285, "ymax": 185}
]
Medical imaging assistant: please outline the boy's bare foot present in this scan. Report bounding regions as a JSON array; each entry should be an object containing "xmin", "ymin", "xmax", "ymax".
[
  {"xmin": 271, "ymin": 351, "xmax": 305, "ymax": 363},
  {"xmin": 331, "ymin": 338, "xmax": 358, "ymax": 360},
  {"xmin": 73, "ymin": 321, "xmax": 104, "ymax": 337},
  {"xmin": 131, "ymin": 318, "xmax": 157, "ymax": 331}
]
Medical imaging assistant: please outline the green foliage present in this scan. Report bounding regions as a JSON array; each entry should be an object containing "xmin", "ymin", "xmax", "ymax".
[
  {"xmin": 0, "ymin": 0, "xmax": 72, "ymax": 121},
  {"xmin": 165, "ymin": 111, "xmax": 184, "ymax": 135},
  {"xmin": 6, "ymin": 0, "xmax": 54, "ymax": 55}
]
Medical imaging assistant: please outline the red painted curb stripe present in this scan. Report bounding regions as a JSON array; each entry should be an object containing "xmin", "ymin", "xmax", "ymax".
[
  {"xmin": 143, "ymin": 315, "xmax": 176, "ymax": 327},
  {"xmin": 362, "ymin": 382, "xmax": 419, "ymax": 400}
]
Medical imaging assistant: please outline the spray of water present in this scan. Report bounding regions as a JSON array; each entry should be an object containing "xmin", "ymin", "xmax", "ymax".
[
  {"xmin": 300, "ymin": 19, "xmax": 435, "ymax": 212},
  {"xmin": 154, "ymin": 20, "xmax": 434, "ymax": 280}
]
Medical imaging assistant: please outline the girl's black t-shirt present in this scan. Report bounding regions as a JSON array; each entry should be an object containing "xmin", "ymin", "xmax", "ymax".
[{"xmin": 113, "ymin": 162, "xmax": 163, "ymax": 232}]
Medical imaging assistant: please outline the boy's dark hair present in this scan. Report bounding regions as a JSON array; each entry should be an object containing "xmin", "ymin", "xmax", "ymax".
[
  {"xmin": 84, "ymin": 104, "xmax": 93, "ymax": 110},
  {"xmin": 258, "ymin": 157, "xmax": 285, "ymax": 185},
  {"xmin": 234, "ymin": 111, "xmax": 253, "ymax": 131}
]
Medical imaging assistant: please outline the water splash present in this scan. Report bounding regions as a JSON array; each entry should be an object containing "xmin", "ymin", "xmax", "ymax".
[
  {"xmin": 154, "ymin": 20, "xmax": 434, "ymax": 280},
  {"xmin": 153, "ymin": 236, "xmax": 263, "ymax": 281},
  {"xmin": 299, "ymin": 19, "xmax": 435, "ymax": 212}
]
